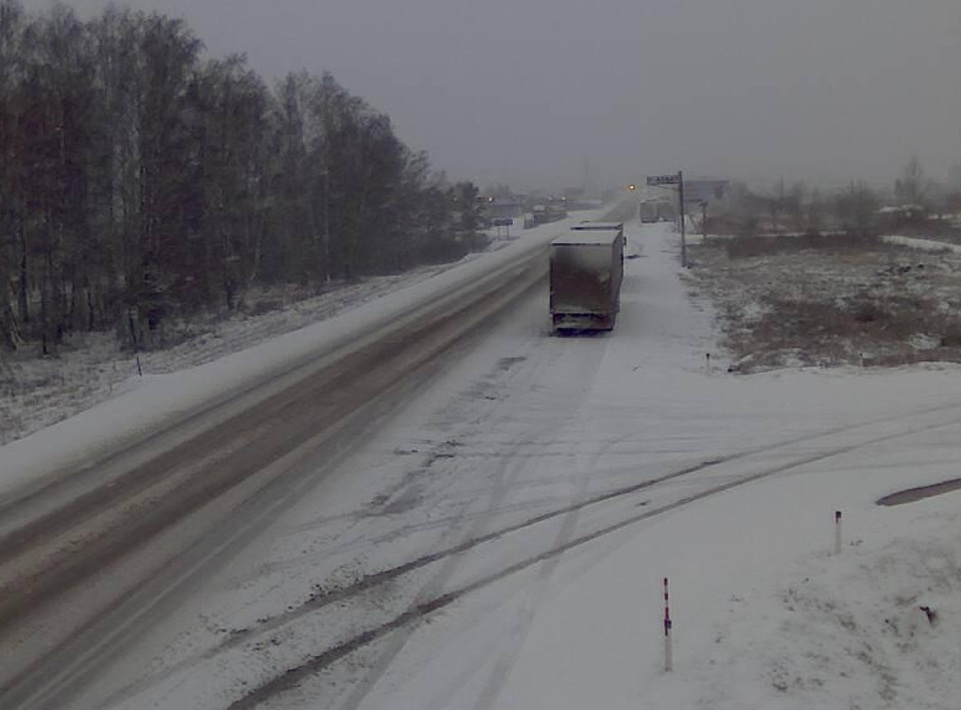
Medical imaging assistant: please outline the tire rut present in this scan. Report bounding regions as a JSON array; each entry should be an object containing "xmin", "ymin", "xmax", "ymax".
[
  {"xmin": 227, "ymin": 410, "xmax": 961, "ymax": 709},
  {"xmin": 124, "ymin": 399, "xmax": 961, "ymax": 709}
]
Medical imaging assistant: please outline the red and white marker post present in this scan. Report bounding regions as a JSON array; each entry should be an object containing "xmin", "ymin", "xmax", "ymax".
[
  {"xmin": 663, "ymin": 577, "xmax": 673, "ymax": 672},
  {"xmin": 834, "ymin": 510, "xmax": 843, "ymax": 555}
]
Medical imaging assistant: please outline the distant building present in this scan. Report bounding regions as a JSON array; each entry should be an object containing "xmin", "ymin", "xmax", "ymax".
[{"xmin": 483, "ymin": 197, "xmax": 525, "ymax": 220}]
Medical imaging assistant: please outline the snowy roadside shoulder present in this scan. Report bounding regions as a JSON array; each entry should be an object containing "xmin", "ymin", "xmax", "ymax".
[{"xmin": 646, "ymin": 495, "xmax": 961, "ymax": 710}]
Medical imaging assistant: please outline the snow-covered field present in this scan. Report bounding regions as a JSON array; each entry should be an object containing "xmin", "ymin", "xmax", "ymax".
[
  {"xmin": 689, "ymin": 230, "xmax": 961, "ymax": 371},
  {"xmin": 6, "ymin": 214, "xmax": 961, "ymax": 710}
]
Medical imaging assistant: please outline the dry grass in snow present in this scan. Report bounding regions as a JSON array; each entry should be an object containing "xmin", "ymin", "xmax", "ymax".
[{"xmin": 687, "ymin": 232, "xmax": 961, "ymax": 373}]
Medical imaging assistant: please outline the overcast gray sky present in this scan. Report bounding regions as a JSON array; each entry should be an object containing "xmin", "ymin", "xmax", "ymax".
[{"xmin": 22, "ymin": 0, "xmax": 961, "ymax": 193}]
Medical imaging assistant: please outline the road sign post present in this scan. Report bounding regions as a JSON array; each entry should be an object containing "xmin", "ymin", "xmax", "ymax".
[{"xmin": 646, "ymin": 172, "xmax": 686, "ymax": 267}]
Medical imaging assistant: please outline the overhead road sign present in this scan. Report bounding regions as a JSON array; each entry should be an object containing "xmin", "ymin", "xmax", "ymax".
[{"xmin": 647, "ymin": 174, "xmax": 680, "ymax": 187}]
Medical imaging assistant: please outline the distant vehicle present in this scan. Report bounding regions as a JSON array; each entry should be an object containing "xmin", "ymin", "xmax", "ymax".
[
  {"xmin": 549, "ymin": 224, "xmax": 624, "ymax": 333},
  {"xmin": 639, "ymin": 201, "xmax": 658, "ymax": 223},
  {"xmin": 529, "ymin": 203, "xmax": 568, "ymax": 226},
  {"xmin": 655, "ymin": 200, "xmax": 676, "ymax": 222}
]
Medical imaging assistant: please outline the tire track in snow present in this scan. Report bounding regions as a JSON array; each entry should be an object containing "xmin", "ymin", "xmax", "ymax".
[
  {"xmin": 236, "ymin": 394, "xmax": 961, "ymax": 585},
  {"xmin": 88, "ymin": 400, "xmax": 961, "ymax": 709},
  {"xmin": 84, "ymin": 328, "xmax": 606, "ymax": 710},
  {"xmin": 328, "ymin": 333, "xmax": 613, "ymax": 710},
  {"xmin": 205, "ymin": 401, "xmax": 961, "ymax": 709},
  {"xmin": 467, "ymin": 415, "xmax": 610, "ymax": 710}
]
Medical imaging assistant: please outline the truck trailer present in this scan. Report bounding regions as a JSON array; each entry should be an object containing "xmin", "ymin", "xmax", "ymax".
[
  {"xmin": 570, "ymin": 220, "xmax": 625, "ymax": 243},
  {"xmin": 639, "ymin": 200, "xmax": 658, "ymax": 223},
  {"xmin": 549, "ymin": 224, "xmax": 624, "ymax": 333}
]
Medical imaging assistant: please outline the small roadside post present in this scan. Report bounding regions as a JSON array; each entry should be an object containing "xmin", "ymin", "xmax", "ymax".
[
  {"xmin": 678, "ymin": 171, "xmax": 686, "ymax": 266},
  {"xmin": 663, "ymin": 576, "xmax": 673, "ymax": 672},
  {"xmin": 834, "ymin": 510, "xmax": 843, "ymax": 555}
]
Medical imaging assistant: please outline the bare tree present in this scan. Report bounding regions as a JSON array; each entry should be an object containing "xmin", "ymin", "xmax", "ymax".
[
  {"xmin": 783, "ymin": 181, "xmax": 805, "ymax": 233},
  {"xmin": 834, "ymin": 182, "xmax": 879, "ymax": 232},
  {"xmin": 0, "ymin": 2, "xmax": 473, "ymax": 358},
  {"xmin": 894, "ymin": 156, "xmax": 933, "ymax": 208},
  {"xmin": 190, "ymin": 54, "xmax": 271, "ymax": 309},
  {"xmin": 806, "ymin": 187, "xmax": 824, "ymax": 234},
  {"xmin": 0, "ymin": 0, "xmax": 26, "ymax": 351}
]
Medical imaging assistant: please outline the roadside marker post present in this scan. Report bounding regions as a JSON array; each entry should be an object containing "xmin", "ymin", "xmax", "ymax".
[
  {"xmin": 663, "ymin": 577, "xmax": 673, "ymax": 672},
  {"xmin": 834, "ymin": 510, "xmax": 843, "ymax": 555},
  {"xmin": 678, "ymin": 171, "xmax": 686, "ymax": 267}
]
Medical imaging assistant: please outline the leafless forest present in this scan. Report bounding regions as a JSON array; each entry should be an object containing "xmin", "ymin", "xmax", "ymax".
[{"xmin": 0, "ymin": 1, "xmax": 485, "ymax": 358}]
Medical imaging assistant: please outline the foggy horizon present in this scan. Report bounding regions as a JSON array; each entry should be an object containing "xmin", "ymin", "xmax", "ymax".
[{"xmin": 20, "ymin": 0, "xmax": 961, "ymax": 194}]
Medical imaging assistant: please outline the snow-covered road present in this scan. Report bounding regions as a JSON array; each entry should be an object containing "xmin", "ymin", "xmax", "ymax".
[{"xmin": 17, "ymin": 219, "xmax": 961, "ymax": 710}]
